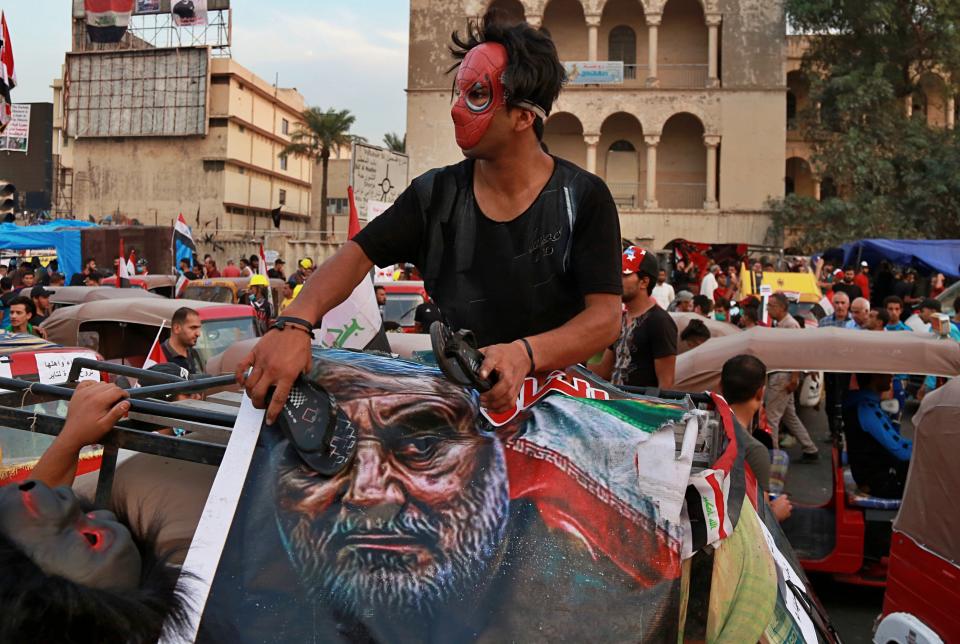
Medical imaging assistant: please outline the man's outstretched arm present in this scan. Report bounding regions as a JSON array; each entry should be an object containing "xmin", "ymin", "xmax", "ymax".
[
  {"xmin": 238, "ymin": 241, "xmax": 374, "ymax": 423},
  {"xmin": 478, "ymin": 293, "xmax": 621, "ymax": 412}
]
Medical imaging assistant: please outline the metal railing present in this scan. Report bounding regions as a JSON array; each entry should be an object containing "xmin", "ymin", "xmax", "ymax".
[
  {"xmin": 658, "ymin": 182, "xmax": 708, "ymax": 210},
  {"xmin": 658, "ymin": 64, "xmax": 709, "ymax": 89},
  {"xmin": 623, "ymin": 64, "xmax": 650, "ymax": 84},
  {"xmin": 607, "ymin": 182, "xmax": 646, "ymax": 209}
]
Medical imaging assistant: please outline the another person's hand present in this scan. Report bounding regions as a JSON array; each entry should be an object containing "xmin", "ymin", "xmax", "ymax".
[
  {"xmin": 478, "ymin": 341, "xmax": 532, "ymax": 413},
  {"xmin": 59, "ymin": 381, "xmax": 131, "ymax": 451},
  {"xmin": 770, "ymin": 494, "xmax": 793, "ymax": 522},
  {"xmin": 237, "ymin": 329, "xmax": 313, "ymax": 424}
]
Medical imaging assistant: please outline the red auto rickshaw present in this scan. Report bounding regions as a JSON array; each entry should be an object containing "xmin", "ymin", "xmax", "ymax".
[{"xmin": 874, "ymin": 377, "xmax": 960, "ymax": 643}]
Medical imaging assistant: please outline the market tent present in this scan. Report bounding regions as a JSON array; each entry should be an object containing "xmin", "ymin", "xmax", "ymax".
[
  {"xmin": 0, "ymin": 220, "xmax": 98, "ymax": 281},
  {"xmin": 822, "ymin": 239, "xmax": 960, "ymax": 279}
]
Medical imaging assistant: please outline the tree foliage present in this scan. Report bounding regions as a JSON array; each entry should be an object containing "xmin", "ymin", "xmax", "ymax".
[
  {"xmin": 383, "ymin": 132, "xmax": 406, "ymax": 153},
  {"xmin": 771, "ymin": 0, "xmax": 960, "ymax": 251},
  {"xmin": 282, "ymin": 108, "xmax": 363, "ymax": 235}
]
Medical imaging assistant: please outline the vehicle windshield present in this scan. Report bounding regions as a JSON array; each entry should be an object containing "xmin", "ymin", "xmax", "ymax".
[
  {"xmin": 938, "ymin": 280, "xmax": 960, "ymax": 316},
  {"xmin": 0, "ymin": 400, "xmax": 72, "ymax": 476},
  {"xmin": 196, "ymin": 317, "xmax": 259, "ymax": 365},
  {"xmin": 181, "ymin": 286, "xmax": 235, "ymax": 304},
  {"xmin": 383, "ymin": 294, "xmax": 424, "ymax": 327}
]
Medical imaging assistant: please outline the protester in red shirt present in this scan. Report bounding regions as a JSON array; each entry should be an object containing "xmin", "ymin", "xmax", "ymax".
[
  {"xmin": 221, "ymin": 259, "xmax": 242, "ymax": 278},
  {"xmin": 854, "ymin": 261, "xmax": 871, "ymax": 302},
  {"xmin": 204, "ymin": 257, "xmax": 221, "ymax": 278}
]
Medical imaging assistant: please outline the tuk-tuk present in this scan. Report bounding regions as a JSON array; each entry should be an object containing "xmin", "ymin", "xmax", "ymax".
[
  {"xmin": 179, "ymin": 278, "xmax": 285, "ymax": 313},
  {"xmin": 48, "ymin": 286, "xmax": 164, "ymax": 310},
  {"xmin": 739, "ymin": 262, "xmax": 826, "ymax": 324},
  {"xmin": 673, "ymin": 326, "xmax": 960, "ymax": 588},
  {"xmin": 875, "ymin": 377, "xmax": 960, "ymax": 643},
  {"xmin": 42, "ymin": 298, "xmax": 261, "ymax": 369},
  {"xmin": 100, "ymin": 274, "xmax": 178, "ymax": 298}
]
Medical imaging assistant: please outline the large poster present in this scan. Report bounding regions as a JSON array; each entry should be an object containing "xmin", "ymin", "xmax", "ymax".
[
  {"xmin": 172, "ymin": 0, "xmax": 207, "ymax": 27},
  {"xmin": 0, "ymin": 103, "xmax": 28, "ymax": 152},
  {"xmin": 350, "ymin": 142, "xmax": 409, "ymax": 225},
  {"xmin": 188, "ymin": 349, "xmax": 703, "ymax": 642}
]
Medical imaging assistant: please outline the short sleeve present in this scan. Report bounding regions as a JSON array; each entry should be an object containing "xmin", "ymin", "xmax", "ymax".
[
  {"xmin": 351, "ymin": 184, "xmax": 425, "ymax": 268},
  {"xmin": 650, "ymin": 311, "xmax": 678, "ymax": 359},
  {"xmin": 569, "ymin": 175, "xmax": 623, "ymax": 297}
]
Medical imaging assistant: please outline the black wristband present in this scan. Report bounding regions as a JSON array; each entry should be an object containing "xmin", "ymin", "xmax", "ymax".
[
  {"xmin": 271, "ymin": 316, "xmax": 317, "ymax": 333},
  {"xmin": 517, "ymin": 337, "xmax": 536, "ymax": 376}
]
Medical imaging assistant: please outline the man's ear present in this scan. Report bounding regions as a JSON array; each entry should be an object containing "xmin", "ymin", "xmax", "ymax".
[
  {"xmin": 755, "ymin": 385, "xmax": 765, "ymax": 403},
  {"xmin": 511, "ymin": 107, "xmax": 537, "ymax": 134}
]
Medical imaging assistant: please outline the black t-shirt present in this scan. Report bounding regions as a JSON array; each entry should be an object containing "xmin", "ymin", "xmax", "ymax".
[
  {"xmin": 612, "ymin": 306, "xmax": 678, "ymax": 388},
  {"xmin": 832, "ymin": 282, "xmax": 863, "ymax": 301},
  {"xmin": 353, "ymin": 157, "xmax": 622, "ymax": 346},
  {"xmin": 160, "ymin": 340, "xmax": 203, "ymax": 375}
]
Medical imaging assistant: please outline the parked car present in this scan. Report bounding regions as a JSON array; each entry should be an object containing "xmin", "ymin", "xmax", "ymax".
[
  {"xmin": 378, "ymin": 280, "xmax": 430, "ymax": 331},
  {"xmin": 42, "ymin": 298, "xmax": 261, "ymax": 369}
]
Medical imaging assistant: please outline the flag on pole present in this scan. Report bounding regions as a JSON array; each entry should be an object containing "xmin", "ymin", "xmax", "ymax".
[
  {"xmin": 258, "ymin": 244, "xmax": 268, "ymax": 277},
  {"xmin": 0, "ymin": 12, "xmax": 16, "ymax": 133},
  {"xmin": 347, "ymin": 186, "xmax": 361, "ymax": 240},
  {"xmin": 317, "ymin": 186, "xmax": 384, "ymax": 350},
  {"xmin": 84, "ymin": 0, "xmax": 135, "ymax": 44},
  {"xmin": 118, "ymin": 237, "xmax": 131, "ymax": 284},
  {"xmin": 127, "ymin": 249, "xmax": 137, "ymax": 277},
  {"xmin": 143, "ymin": 323, "xmax": 167, "ymax": 369},
  {"xmin": 173, "ymin": 213, "xmax": 197, "ymax": 272}
]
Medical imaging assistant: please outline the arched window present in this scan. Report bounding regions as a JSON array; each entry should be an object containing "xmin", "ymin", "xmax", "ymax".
[
  {"xmin": 786, "ymin": 91, "xmax": 797, "ymax": 127},
  {"xmin": 608, "ymin": 25, "xmax": 637, "ymax": 78},
  {"xmin": 820, "ymin": 177, "xmax": 837, "ymax": 200},
  {"xmin": 785, "ymin": 176, "xmax": 795, "ymax": 195},
  {"xmin": 609, "ymin": 139, "xmax": 636, "ymax": 152}
]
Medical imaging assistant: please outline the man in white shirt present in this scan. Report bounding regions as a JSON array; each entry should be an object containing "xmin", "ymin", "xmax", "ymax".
[
  {"xmin": 651, "ymin": 269, "xmax": 675, "ymax": 310},
  {"xmin": 699, "ymin": 264, "xmax": 720, "ymax": 301}
]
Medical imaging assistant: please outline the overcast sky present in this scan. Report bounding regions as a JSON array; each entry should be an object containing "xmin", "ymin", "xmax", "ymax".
[{"xmin": 3, "ymin": 0, "xmax": 410, "ymax": 144}]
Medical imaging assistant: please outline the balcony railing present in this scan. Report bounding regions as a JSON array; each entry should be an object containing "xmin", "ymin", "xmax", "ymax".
[
  {"xmin": 658, "ymin": 182, "xmax": 708, "ymax": 210},
  {"xmin": 607, "ymin": 182, "xmax": 646, "ymax": 209},
  {"xmin": 606, "ymin": 182, "xmax": 709, "ymax": 210},
  {"xmin": 658, "ymin": 64, "xmax": 709, "ymax": 89}
]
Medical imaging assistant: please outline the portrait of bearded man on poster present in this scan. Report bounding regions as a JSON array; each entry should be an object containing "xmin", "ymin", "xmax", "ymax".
[{"xmin": 199, "ymin": 349, "xmax": 687, "ymax": 643}]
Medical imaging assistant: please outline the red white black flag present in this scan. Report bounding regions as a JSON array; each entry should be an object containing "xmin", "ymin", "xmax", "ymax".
[
  {"xmin": 84, "ymin": 0, "xmax": 135, "ymax": 44},
  {"xmin": 0, "ymin": 12, "xmax": 16, "ymax": 133}
]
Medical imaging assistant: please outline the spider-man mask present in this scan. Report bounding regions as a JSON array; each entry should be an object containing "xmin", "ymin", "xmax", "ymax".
[{"xmin": 451, "ymin": 43, "xmax": 509, "ymax": 150}]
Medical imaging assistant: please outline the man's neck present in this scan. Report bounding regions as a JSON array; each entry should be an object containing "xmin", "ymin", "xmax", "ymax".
[
  {"xmin": 729, "ymin": 402, "xmax": 755, "ymax": 432},
  {"xmin": 167, "ymin": 337, "xmax": 188, "ymax": 357},
  {"xmin": 624, "ymin": 292, "xmax": 655, "ymax": 318},
  {"xmin": 474, "ymin": 144, "xmax": 552, "ymax": 199},
  {"xmin": 11, "ymin": 324, "xmax": 27, "ymax": 333}
]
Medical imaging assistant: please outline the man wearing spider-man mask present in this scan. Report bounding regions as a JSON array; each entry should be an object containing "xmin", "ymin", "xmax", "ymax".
[{"xmin": 240, "ymin": 11, "xmax": 623, "ymax": 420}]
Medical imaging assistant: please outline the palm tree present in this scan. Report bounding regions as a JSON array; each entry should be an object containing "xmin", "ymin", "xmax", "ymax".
[
  {"xmin": 282, "ymin": 107, "xmax": 361, "ymax": 237},
  {"xmin": 383, "ymin": 132, "xmax": 406, "ymax": 153}
]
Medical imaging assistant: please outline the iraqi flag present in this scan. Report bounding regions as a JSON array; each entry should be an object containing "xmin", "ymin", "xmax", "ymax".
[
  {"xmin": 315, "ymin": 186, "xmax": 387, "ymax": 351},
  {"xmin": 143, "ymin": 323, "xmax": 167, "ymax": 369},
  {"xmin": 258, "ymin": 244, "xmax": 268, "ymax": 277},
  {"xmin": 84, "ymin": 0, "xmax": 135, "ymax": 43},
  {"xmin": 0, "ymin": 12, "xmax": 15, "ymax": 133},
  {"xmin": 173, "ymin": 213, "xmax": 197, "ymax": 271}
]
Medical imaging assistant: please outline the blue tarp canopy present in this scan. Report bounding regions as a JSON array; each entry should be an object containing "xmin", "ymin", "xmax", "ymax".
[
  {"xmin": 0, "ymin": 220, "xmax": 99, "ymax": 282},
  {"xmin": 822, "ymin": 239, "xmax": 960, "ymax": 279}
]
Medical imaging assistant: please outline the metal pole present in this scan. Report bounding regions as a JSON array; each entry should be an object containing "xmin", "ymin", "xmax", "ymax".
[
  {"xmin": 0, "ymin": 378, "xmax": 237, "ymax": 427},
  {"xmin": 68, "ymin": 357, "xmax": 183, "ymax": 385},
  {"xmin": 126, "ymin": 374, "xmax": 237, "ymax": 399}
]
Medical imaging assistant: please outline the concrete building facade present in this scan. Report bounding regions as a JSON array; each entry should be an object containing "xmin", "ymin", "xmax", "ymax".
[
  {"xmin": 406, "ymin": 0, "xmax": 787, "ymax": 247},
  {"xmin": 53, "ymin": 55, "xmax": 313, "ymax": 236}
]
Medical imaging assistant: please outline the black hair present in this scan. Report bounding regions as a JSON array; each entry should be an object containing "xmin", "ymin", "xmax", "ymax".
[
  {"xmin": 449, "ymin": 10, "xmax": 566, "ymax": 140},
  {"xmin": 249, "ymin": 255, "xmax": 259, "ymax": 265},
  {"xmin": 768, "ymin": 292, "xmax": 789, "ymax": 310},
  {"xmin": 0, "ymin": 494, "xmax": 192, "ymax": 644},
  {"xmin": 374, "ymin": 285, "xmax": 385, "ymax": 293},
  {"xmin": 0, "ymin": 276, "xmax": 11, "ymax": 290},
  {"xmin": 172, "ymin": 307, "xmax": 199, "ymax": 327},
  {"xmin": 84, "ymin": 257, "xmax": 96, "ymax": 265},
  {"xmin": 8, "ymin": 295, "xmax": 34, "ymax": 316},
  {"xmin": 741, "ymin": 304, "xmax": 759, "ymax": 323},
  {"xmin": 720, "ymin": 355, "xmax": 767, "ymax": 404},
  {"xmin": 883, "ymin": 295, "xmax": 903, "ymax": 308},
  {"xmin": 843, "ymin": 265, "xmax": 855, "ymax": 272},
  {"xmin": 680, "ymin": 319, "xmax": 711, "ymax": 343},
  {"xmin": 692, "ymin": 294, "xmax": 713, "ymax": 314},
  {"xmin": 874, "ymin": 308, "xmax": 891, "ymax": 326}
]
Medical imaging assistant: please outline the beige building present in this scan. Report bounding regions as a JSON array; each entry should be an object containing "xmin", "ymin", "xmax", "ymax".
[
  {"xmin": 407, "ymin": 0, "xmax": 787, "ymax": 247},
  {"xmin": 785, "ymin": 35, "xmax": 958, "ymax": 202}
]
